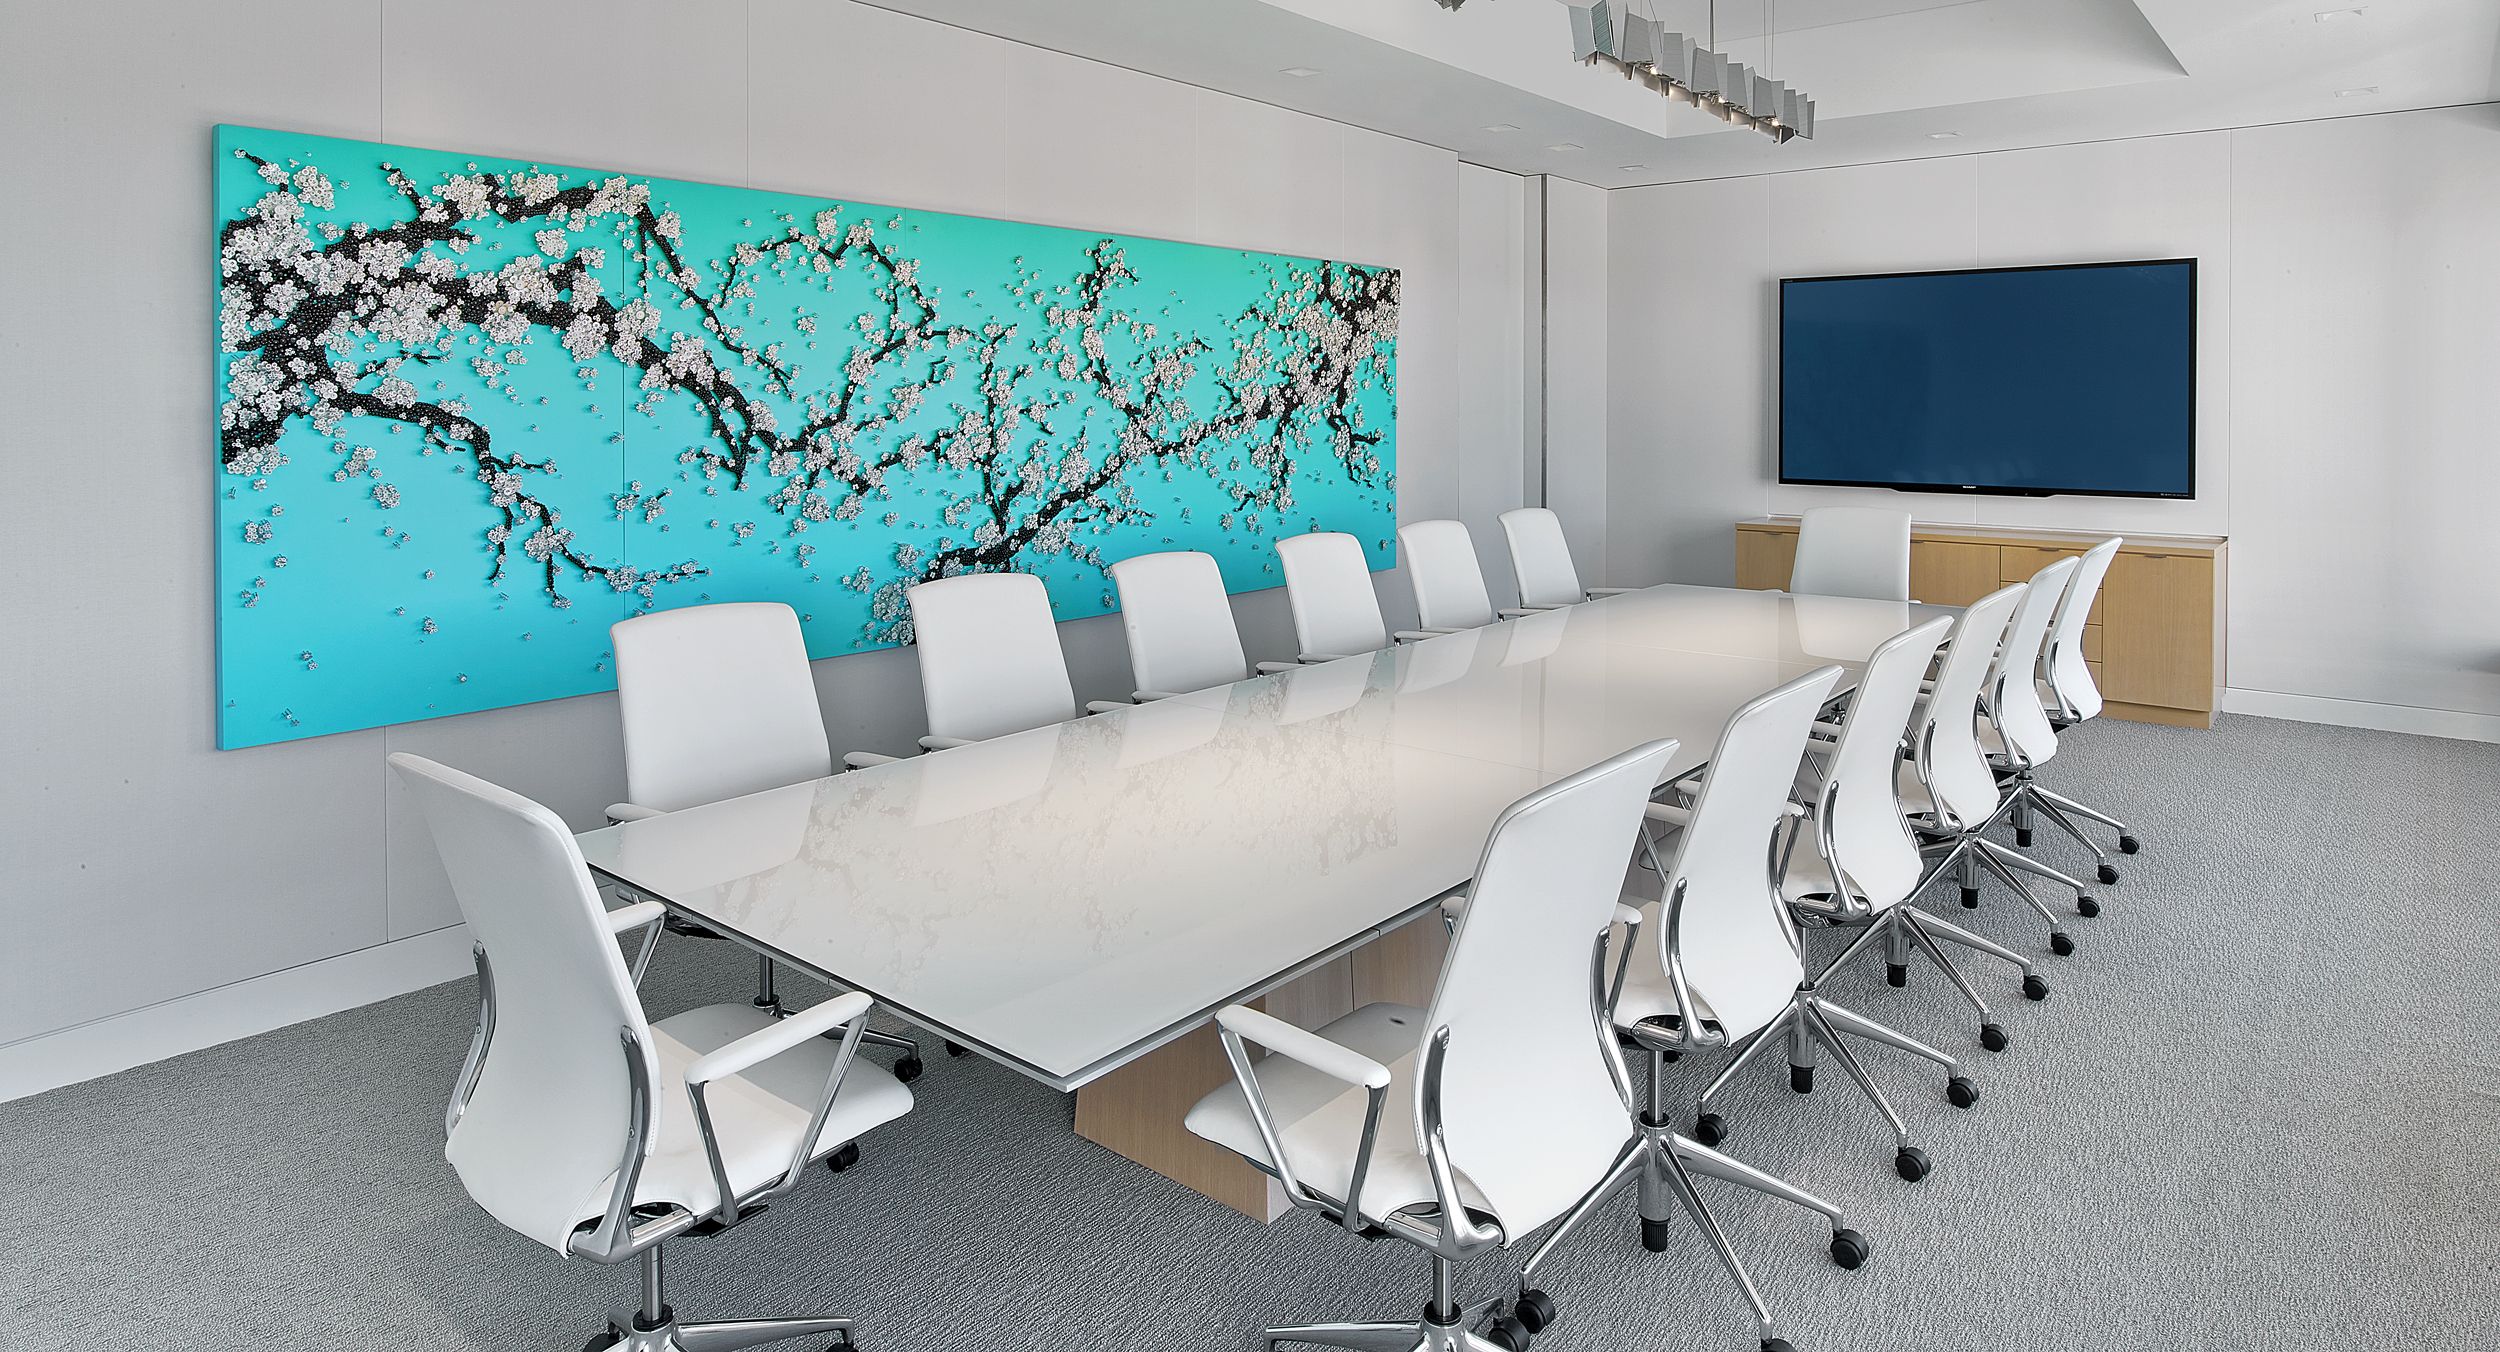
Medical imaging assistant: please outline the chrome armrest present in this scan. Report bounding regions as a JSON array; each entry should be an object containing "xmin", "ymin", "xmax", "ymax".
[
  {"xmin": 842, "ymin": 749, "xmax": 902, "ymax": 769},
  {"xmin": 447, "ymin": 943, "xmax": 496, "ymax": 1140},
  {"xmin": 1082, "ymin": 699, "xmax": 1131, "ymax": 715},
  {"xmin": 1417, "ymin": 1028, "xmax": 1503, "ymax": 1256},
  {"xmin": 1496, "ymin": 606, "xmax": 1556, "ymax": 618},
  {"xmin": 1606, "ymin": 900, "xmax": 1643, "ymax": 1017},
  {"xmin": 1213, "ymin": 1004, "xmax": 1391, "ymax": 1230},
  {"xmin": 1297, "ymin": 651, "xmax": 1362, "ymax": 664},
  {"xmin": 917, "ymin": 734, "xmax": 975, "ymax": 752},
  {"xmin": 1657, "ymin": 877, "xmax": 1721, "ymax": 1050},
  {"xmin": 1131, "ymin": 689, "xmax": 1190, "ymax": 703},
  {"xmin": 1253, "ymin": 660, "xmax": 1302, "ymax": 675},
  {"xmin": 1644, "ymin": 801, "xmax": 1693, "ymax": 829},
  {"xmin": 605, "ymin": 801, "xmax": 664, "ymax": 825},
  {"xmin": 1585, "ymin": 586, "xmax": 1638, "ymax": 598},
  {"xmin": 1392, "ymin": 628, "xmax": 1458, "ymax": 642},
  {"xmin": 606, "ymin": 899, "xmax": 667, "ymax": 986},
  {"xmin": 684, "ymin": 990, "xmax": 876, "ymax": 1229}
]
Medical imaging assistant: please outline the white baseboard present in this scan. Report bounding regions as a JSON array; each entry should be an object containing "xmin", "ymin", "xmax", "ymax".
[
  {"xmin": 0, "ymin": 924, "xmax": 475, "ymax": 1105},
  {"xmin": 2221, "ymin": 687, "xmax": 2500, "ymax": 744}
]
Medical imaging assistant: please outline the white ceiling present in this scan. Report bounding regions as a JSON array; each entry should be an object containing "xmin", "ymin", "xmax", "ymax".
[{"xmin": 851, "ymin": 0, "xmax": 2500, "ymax": 187}]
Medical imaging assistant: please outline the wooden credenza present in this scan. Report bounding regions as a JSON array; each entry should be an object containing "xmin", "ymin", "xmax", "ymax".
[{"xmin": 1734, "ymin": 517, "xmax": 2227, "ymax": 729}]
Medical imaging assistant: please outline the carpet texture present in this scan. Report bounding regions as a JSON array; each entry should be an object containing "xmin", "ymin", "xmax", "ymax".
[{"xmin": 5, "ymin": 713, "xmax": 2495, "ymax": 1351}]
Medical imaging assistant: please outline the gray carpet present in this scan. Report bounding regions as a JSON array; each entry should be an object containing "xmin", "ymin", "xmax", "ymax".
[{"xmin": 7, "ymin": 714, "xmax": 2496, "ymax": 1351}]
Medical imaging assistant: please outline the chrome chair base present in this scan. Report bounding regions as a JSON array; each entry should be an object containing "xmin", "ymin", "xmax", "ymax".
[
  {"xmin": 593, "ymin": 1314, "xmax": 855, "ymax": 1352},
  {"xmin": 1254, "ymin": 1317, "xmax": 1514, "ymax": 1351},
  {"xmin": 1693, "ymin": 992, "xmax": 1972, "ymax": 1179},
  {"xmin": 1809, "ymin": 900, "xmax": 2044, "ymax": 1042},
  {"xmin": 592, "ymin": 1245, "xmax": 858, "ymax": 1352}
]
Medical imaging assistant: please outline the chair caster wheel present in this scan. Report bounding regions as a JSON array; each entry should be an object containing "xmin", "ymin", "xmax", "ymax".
[
  {"xmin": 825, "ymin": 1142, "xmax": 861, "ymax": 1173},
  {"xmin": 825, "ymin": 1334, "xmax": 855, "ymax": 1352},
  {"xmin": 2119, "ymin": 834, "xmax": 2142, "ymax": 855},
  {"xmin": 1895, "ymin": 1146, "xmax": 1931, "ymax": 1181},
  {"xmin": 2076, "ymin": 896, "xmax": 2101, "ymax": 919},
  {"xmin": 1694, "ymin": 1113, "xmax": 1727, "ymax": 1146},
  {"xmin": 1763, "ymin": 1338, "xmax": 1798, "ymax": 1352},
  {"xmin": 1485, "ymin": 1314, "xmax": 1533, "ymax": 1351},
  {"xmin": 892, "ymin": 1055, "xmax": 925, "ymax": 1084},
  {"xmin": 1886, "ymin": 962, "xmax": 1907, "ymax": 988},
  {"xmin": 1641, "ymin": 1215, "xmax": 1673, "ymax": 1252},
  {"xmin": 2050, "ymin": 932, "xmax": 2075, "ymax": 957},
  {"xmin": 2022, "ymin": 973, "xmax": 2050, "ymax": 1000},
  {"xmin": 1829, "ymin": 1228, "xmax": 1871, "ymax": 1270},
  {"xmin": 1947, "ymin": 1076, "xmax": 1979, "ymax": 1109},
  {"xmin": 1980, "ymin": 1023, "xmax": 2009, "ymax": 1053},
  {"xmin": 2015, "ymin": 827, "xmax": 2034, "ymax": 847},
  {"xmin": 944, "ymin": 1041, "xmax": 969, "ymax": 1057},
  {"xmin": 2095, "ymin": 863, "xmax": 2120, "ymax": 885},
  {"xmin": 1789, "ymin": 1064, "xmax": 1814, "ymax": 1093},
  {"xmin": 1514, "ymin": 1288, "xmax": 1557, "ymax": 1334},
  {"xmin": 1959, "ymin": 886, "xmax": 1980, "ymax": 908}
]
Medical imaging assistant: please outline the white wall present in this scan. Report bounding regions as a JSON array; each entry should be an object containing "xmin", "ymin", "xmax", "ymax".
[
  {"xmin": 1606, "ymin": 105, "xmax": 2500, "ymax": 736},
  {"xmin": 0, "ymin": 0, "xmax": 1533, "ymax": 1086},
  {"xmin": 1543, "ymin": 177, "xmax": 1612, "ymax": 582}
]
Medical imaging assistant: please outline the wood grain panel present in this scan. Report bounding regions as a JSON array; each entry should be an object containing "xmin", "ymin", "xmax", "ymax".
[
  {"xmin": 1909, "ymin": 541, "xmax": 2004, "ymax": 607},
  {"xmin": 1735, "ymin": 526, "xmax": 1797, "ymax": 591},
  {"xmin": 2099, "ymin": 550, "xmax": 2216, "ymax": 712}
]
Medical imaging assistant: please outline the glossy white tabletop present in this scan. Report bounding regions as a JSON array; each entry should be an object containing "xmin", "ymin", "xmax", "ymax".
[{"xmin": 577, "ymin": 585, "xmax": 1943, "ymax": 1088}]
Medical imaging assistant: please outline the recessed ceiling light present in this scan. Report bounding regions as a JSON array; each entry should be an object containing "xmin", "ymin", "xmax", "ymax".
[
  {"xmin": 2314, "ymin": 8, "xmax": 2365, "ymax": 21},
  {"xmin": 1484, "ymin": 123, "xmax": 1521, "ymax": 133},
  {"xmin": 1279, "ymin": 66, "xmax": 1321, "ymax": 78},
  {"xmin": 1928, "ymin": 131, "xmax": 1962, "ymax": 140},
  {"xmin": 1619, "ymin": 164, "xmax": 1647, "ymax": 171},
  {"xmin": 2335, "ymin": 85, "xmax": 2380, "ymax": 97},
  {"xmin": 1547, "ymin": 142, "xmax": 1584, "ymax": 152}
]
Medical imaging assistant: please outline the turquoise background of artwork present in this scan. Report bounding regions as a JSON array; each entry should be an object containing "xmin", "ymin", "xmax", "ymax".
[{"xmin": 214, "ymin": 126, "xmax": 1398, "ymax": 748}]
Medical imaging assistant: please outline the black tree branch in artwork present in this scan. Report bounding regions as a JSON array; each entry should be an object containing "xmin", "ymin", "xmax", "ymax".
[{"xmin": 217, "ymin": 148, "xmax": 1400, "ymax": 636}]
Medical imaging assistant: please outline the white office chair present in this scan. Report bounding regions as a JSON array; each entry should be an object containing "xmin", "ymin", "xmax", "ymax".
[
  {"xmin": 1966, "ymin": 557, "xmax": 2105, "ymax": 930},
  {"xmin": 605, "ymin": 604, "xmax": 925, "ymax": 1075},
  {"xmin": 391, "ymin": 753, "xmax": 913, "ymax": 1352},
  {"xmin": 1789, "ymin": 507, "xmax": 1912, "ymax": 602},
  {"xmin": 1400, "ymin": 518, "xmax": 1547, "ymax": 631},
  {"xmin": 1186, "ymin": 738, "xmax": 1683, "ymax": 1352},
  {"xmin": 904, "ymin": 572, "xmax": 1126, "ymax": 748},
  {"xmin": 1781, "ymin": 616, "xmax": 2042, "ymax": 1057},
  {"xmin": 1498, "ymin": 507, "xmax": 1636, "ymax": 609},
  {"xmin": 1588, "ymin": 667, "xmax": 1884, "ymax": 1352},
  {"xmin": 2028, "ymin": 537, "xmax": 2143, "ymax": 874},
  {"xmin": 1903, "ymin": 572, "xmax": 2092, "ymax": 958},
  {"xmin": 1276, "ymin": 531, "xmax": 1444, "ymax": 661},
  {"xmin": 1107, "ymin": 550, "xmax": 1297, "ymax": 699}
]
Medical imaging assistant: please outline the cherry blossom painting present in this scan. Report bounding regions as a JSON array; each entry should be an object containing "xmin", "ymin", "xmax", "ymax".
[{"xmin": 214, "ymin": 126, "xmax": 1400, "ymax": 748}]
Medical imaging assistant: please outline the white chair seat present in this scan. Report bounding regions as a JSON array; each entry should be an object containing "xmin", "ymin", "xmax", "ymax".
[
  {"xmin": 613, "ymin": 1003, "xmax": 914, "ymax": 1224},
  {"xmin": 1185, "ymin": 1003, "xmax": 1495, "ymax": 1229},
  {"xmin": 1608, "ymin": 898, "xmax": 1786, "ymax": 1044}
]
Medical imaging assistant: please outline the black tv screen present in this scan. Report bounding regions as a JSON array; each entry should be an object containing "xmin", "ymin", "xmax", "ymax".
[{"xmin": 1779, "ymin": 259, "xmax": 2196, "ymax": 498}]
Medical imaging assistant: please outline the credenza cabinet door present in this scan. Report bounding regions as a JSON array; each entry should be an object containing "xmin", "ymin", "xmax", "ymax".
[
  {"xmin": 2099, "ymin": 551, "xmax": 2216, "ymax": 712},
  {"xmin": 1909, "ymin": 541, "xmax": 2003, "ymax": 607},
  {"xmin": 1735, "ymin": 527, "xmax": 1798, "ymax": 590}
]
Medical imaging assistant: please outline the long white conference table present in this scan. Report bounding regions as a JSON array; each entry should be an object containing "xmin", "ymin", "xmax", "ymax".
[{"xmin": 577, "ymin": 584, "xmax": 1944, "ymax": 1218}]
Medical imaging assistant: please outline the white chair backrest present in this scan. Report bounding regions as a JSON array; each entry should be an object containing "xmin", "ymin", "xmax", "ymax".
[
  {"xmin": 1425, "ymin": 737, "xmax": 1679, "ymax": 1235},
  {"xmin": 2044, "ymin": 538, "xmax": 2120, "ymax": 722},
  {"xmin": 1109, "ymin": 550, "xmax": 1250, "ymax": 695},
  {"xmin": 1790, "ymin": 507, "xmax": 1913, "ymax": 602},
  {"xmin": 1664, "ymin": 666, "xmax": 1843, "ymax": 1039},
  {"xmin": 1500, "ymin": 507, "xmax": 1586, "ymax": 610},
  {"xmin": 389, "ymin": 753, "xmax": 651, "ymax": 1252},
  {"xmin": 1988, "ymin": 555, "xmax": 2077, "ymax": 770},
  {"xmin": 1912, "ymin": 583, "xmax": 2025, "ymax": 832},
  {"xmin": 1819, "ymin": 616, "xmax": 1953, "ymax": 910},
  {"xmin": 611, "ymin": 602, "xmax": 832, "ymax": 813},
  {"xmin": 1277, "ymin": 531, "xmax": 1392, "ymax": 657},
  {"xmin": 1400, "ymin": 518, "xmax": 1500, "ymax": 631},
  {"xmin": 905, "ymin": 572, "xmax": 1078, "ymax": 743}
]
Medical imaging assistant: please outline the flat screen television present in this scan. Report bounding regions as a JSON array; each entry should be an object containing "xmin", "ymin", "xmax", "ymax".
[{"xmin": 1779, "ymin": 258, "xmax": 2196, "ymax": 498}]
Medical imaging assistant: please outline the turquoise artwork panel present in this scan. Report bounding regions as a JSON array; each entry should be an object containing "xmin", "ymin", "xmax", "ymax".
[{"xmin": 214, "ymin": 126, "xmax": 1400, "ymax": 748}]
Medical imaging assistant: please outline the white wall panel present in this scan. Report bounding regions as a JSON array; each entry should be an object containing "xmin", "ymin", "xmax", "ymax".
[
  {"xmin": 1455, "ymin": 165, "xmax": 1529, "ymax": 593},
  {"xmin": 0, "ymin": 0, "xmax": 1526, "ymax": 1058},
  {"xmin": 1542, "ymin": 177, "xmax": 1611, "ymax": 584}
]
